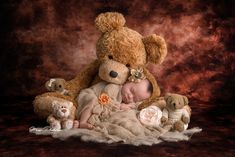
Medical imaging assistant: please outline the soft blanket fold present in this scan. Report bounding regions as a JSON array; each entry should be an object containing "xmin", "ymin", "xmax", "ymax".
[{"xmin": 30, "ymin": 109, "xmax": 202, "ymax": 146}]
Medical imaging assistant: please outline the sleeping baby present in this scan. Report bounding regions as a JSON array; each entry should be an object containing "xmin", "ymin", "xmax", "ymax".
[{"xmin": 74, "ymin": 79, "xmax": 153, "ymax": 129}]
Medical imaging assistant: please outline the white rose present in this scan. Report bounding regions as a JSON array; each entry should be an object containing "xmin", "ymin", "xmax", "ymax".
[{"xmin": 139, "ymin": 105, "xmax": 162, "ymax": 127}]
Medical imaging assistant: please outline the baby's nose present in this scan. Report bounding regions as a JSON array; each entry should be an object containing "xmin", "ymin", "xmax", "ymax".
[{"xmin": 128, "ymin": 94, "xmax": 133, "ymax": 99}]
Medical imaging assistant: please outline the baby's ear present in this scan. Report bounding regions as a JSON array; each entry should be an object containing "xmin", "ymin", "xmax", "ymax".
[
  {"xmin": 142, "ymin": 34, "xmax": 167, "ymax": 64},
  {"xmin": 183, "ymin": 96, "xmax": 189, "ymax": 105}
]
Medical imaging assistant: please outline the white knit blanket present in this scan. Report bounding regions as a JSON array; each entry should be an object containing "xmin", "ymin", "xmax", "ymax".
[{"xmin": 29, "ymin": 109, "xmax": 201, "ymax": 146}]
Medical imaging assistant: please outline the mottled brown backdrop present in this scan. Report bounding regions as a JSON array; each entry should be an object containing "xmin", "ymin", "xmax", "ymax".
[
  {"xmin": 0, "ymin": 1, "xmax": 235, "ymax": 156},
  {"xmin": 1, "ymin": 0, "xmax": 235, "ymax": 104}
]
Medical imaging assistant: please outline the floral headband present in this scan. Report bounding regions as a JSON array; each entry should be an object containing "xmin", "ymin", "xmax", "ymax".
[{"xmin": 128, "ymin": 67, "xmax": 146, "ymax": 83}]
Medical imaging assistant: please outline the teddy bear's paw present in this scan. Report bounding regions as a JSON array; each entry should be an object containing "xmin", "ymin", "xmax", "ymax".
[
  {"xmin": 161, "ymin": 116, "xmax": 168, "ymax": 124},
  {"xmin": 62, "ymin": 119, "xmax": 74, "ymax": 130},
  {"xmin": 62, "ymin": 90, "xmax": 71, "ymax": 96},
  {"xmin": 50, "ymin": 120, "xmax": 61, "ymax": 131},
  {"xmin": 182, "ymin": 116, "xmax": 190, "ymax": 124},
  {"xmin": 173, "ymin": 121, "xmax": 185, "ymax": 132}
]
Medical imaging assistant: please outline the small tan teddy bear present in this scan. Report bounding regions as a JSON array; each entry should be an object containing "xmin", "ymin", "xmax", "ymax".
[
  {"xmin": 47, "ymin": 100, "xmax": 74, "ymax": 130},
  {"xmin": 45, "ymin": 78, "xmax": 70, "ymax": 96},
  {"xmin": 161, "ymin": 93, "xmax": 190, "ymax": 132}
]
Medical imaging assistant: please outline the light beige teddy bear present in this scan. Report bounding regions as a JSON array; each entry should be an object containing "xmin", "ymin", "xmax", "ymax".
[
  {"xmin": 47, "ymin": 100, "xmax": 74, "ymax": 130},
  {"xmin": 161, "ymin": 93, "xmax": 190, "ymax": 132}
]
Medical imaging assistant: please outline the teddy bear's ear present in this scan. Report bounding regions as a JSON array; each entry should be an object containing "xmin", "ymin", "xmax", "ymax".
[
  {"xmin": 45, "ymin": 80, "xmax": 51, "ymax": 91},
  {"xmin": 67, "ymin": 102, "xmax": 73, "ymax": 109},
  {"xmin": 95, "ymin": 12, "xmax": 126, "ymax": 33},
  {"xmin": 164, "ymin": 93, "xmax": 172, "ymax": 99},
  {"xmin": 55, "ymin": 79, "xmax": 65, "ymax": 85},
  {"xmin": 183, "ymin": 96, "xmax": 189, "ymax": 105},
  {"xmin": 52, "ymin": 100, "xmax": 58, "ymax": 109},
  {"xmin": 45, "ymin": 78, "xmax": 56, "ymax": 91},
  {"xmin": 142, "ymin": 34, "xmax": 167, "ymax": 64},
  {"xmin": 164, "ymin": 93, "xmax": 172, "ymax": 103}
]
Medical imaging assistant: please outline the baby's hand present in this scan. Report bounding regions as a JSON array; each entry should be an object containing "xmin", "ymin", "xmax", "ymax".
[
  {"xmin": 127, "ymin": 103, "xmax": 137, "ymax": 109},
  {"xmin": 120, "ymin": 105, "xmax": 131, "ymax": 110},
  {"xmin": 120, "ymin": 103, "xmax": 136, "ymax": 110}
]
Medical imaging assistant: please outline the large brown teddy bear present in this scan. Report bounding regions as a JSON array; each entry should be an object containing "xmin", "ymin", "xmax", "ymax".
[{"xmin": 33, "ymin": 12, "xmax": 168, "ymax": 120}]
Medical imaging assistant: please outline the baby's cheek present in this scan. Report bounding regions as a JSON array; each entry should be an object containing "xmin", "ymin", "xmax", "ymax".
[
  {"xmin": 134, "ymin": 95, "xmax": 142, "ymax": 102},
  {"xmin": 142, "ymin": 92, "xmax": 151, "ymax": 101}
]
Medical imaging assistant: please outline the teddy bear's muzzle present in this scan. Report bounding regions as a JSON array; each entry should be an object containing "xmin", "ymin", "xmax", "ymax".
[
  {"xmin": 61, "ymin": 109, "xmax": 67, "ymax": 113},
  {"xmin": 109, "ymin": 71, "xmax": 118, "ymax": 78},
  {"xmin": 98, "ymin": 60, "xmax": 129, "ymax": 84}
]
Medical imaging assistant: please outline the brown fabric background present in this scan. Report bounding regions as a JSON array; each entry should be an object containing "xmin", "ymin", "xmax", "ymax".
[{"xmin": 1, "ymin": 0, "xmax": 234, "ymax": 103}]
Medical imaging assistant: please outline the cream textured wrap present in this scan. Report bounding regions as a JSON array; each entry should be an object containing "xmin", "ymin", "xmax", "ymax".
[{"xmin": 30, "ymin": 108, "xmax": 202, "ymax": 146}]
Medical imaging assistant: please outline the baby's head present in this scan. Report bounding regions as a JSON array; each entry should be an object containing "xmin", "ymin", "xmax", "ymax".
[{"xmin": 121, "ymin": 79, "xmax": 153, "ymax": 103}]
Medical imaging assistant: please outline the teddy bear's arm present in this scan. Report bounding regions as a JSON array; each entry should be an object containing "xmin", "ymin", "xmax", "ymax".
[
  {"xmin": 65, "ymin": 60, "xmax": 100, "ymax": 97},
  {"xmin": 103, "ymin": 84, "xmax": 122, "ymax": 102},
  {"xmin": 183, "ymin": 105, "xmax": 192, "ymax": 116},
  {"xmin": 47, "ymin": 114, "xmax": 56, "ymax": 124},
  {"xmin": 181, "ymin": 109, "xmax": 190, "ymax": 124},
  {"xmin": 162, "ymin": 108, "xmax": 169, "ymax": 119},
  {"xmin": 161, "ymin": 108, "xmax": 169, "ymax": 123}
]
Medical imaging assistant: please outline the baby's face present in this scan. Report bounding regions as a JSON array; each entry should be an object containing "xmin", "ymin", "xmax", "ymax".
[{"xmin": 121, "ymin": 79, "xmax": 151, "ymax": 103}]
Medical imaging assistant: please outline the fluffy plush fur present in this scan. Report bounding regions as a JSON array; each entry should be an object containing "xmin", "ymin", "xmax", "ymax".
[
  {"xmin": 161, "ymin": 93, "xmax": 191, "ymax": 132},
  {"xmin": 33, "ymin": 12, "xmax": 168, "ymax": 119},
  {"xmin": 45, "ymin": 78, "xmax": 70, "ymax": 95},
  {"xmin": 47, "ymin": 100, "xmax": 74, "ymax": 130}
]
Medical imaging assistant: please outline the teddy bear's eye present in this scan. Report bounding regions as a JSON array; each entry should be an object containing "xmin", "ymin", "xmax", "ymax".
[
  {"xmin": 126, "ymin": 64, "xmax": 130, "ymax": 67},
  {"xmin": 59, "ymin": 85, "xmax": 62, "ymax": 88},
  {"xmin": 108, "ymin": 55, "xmax": 113, "ymax": 59}
]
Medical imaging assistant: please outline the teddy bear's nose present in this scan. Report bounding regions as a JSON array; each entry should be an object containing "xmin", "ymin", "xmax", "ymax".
[
  {"xmin": 62, "ymin": 109, "xmax": 67, "ymax": 113},
  {"xmin": 109, "ymin": 71, "xmax": 118, "ymax": 78}
]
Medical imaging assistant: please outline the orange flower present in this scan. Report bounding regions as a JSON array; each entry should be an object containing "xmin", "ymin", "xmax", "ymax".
[{"xmin": 98, "ymin": 93, "xmax": 110, "ymax": 105}]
